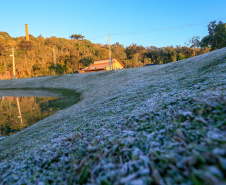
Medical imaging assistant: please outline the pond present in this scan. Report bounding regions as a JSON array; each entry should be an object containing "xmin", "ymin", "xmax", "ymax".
[{"xmin": 0, "ymin": 89, "xmax": 80, "ymax": 137}]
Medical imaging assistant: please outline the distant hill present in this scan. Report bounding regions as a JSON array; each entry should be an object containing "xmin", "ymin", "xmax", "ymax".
[{"xmin": 0, "ymin": 32, "xmax": 211, "ymax": 79}]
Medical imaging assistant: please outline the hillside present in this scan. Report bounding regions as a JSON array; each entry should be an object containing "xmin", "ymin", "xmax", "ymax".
[
  {"xmin": 0, "ymin": 48, "xmax": 226, "ymax": 184},
  {"xmin": 0, "ymin": 32, "xmax": 211, "ymax": 80}
]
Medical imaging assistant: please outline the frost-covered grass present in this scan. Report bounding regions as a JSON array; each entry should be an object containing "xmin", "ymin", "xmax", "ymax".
[{"xmin": 0, "ymin": 48, "xmax": 226, "ymax": 184}]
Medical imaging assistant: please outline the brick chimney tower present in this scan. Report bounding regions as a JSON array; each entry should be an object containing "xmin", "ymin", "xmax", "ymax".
[{"xmin": 25, "ymin": 24, "xmax": 29, "ymax": 41}]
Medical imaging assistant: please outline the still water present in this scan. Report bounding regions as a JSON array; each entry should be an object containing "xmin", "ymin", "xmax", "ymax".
[{"xmin": 0, "ymin": 90, "xmax": 61, "ymax": 136}]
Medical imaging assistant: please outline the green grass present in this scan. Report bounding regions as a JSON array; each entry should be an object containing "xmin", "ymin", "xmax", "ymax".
[{"xmin": 39, "ymin": 88, "xmax": 81, "ymax": 111}]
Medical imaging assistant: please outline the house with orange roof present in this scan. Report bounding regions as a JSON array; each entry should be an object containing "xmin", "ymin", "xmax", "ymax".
[{"xmin": 78, "ymin": 58, "xmax": 125, "ymax": 73}]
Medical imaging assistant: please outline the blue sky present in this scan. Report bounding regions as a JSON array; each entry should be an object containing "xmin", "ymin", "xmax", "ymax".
[{"xmin": 0, "ymin": 0, "xmax": 226, "ymax": 47}]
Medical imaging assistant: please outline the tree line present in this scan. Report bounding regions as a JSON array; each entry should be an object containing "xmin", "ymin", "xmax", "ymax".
[{"xmin": 0, "ymin": 21, "xmax": 225, "ymax": 79}]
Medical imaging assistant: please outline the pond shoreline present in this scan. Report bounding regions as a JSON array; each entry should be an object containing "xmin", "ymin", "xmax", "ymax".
[
  {"xmin": 0, "ymin": 89, "xmax": 61, "ymax": 97},
  {"xmin": 0, "ymin": 88, "xmax": 81, "ymax": 136}
]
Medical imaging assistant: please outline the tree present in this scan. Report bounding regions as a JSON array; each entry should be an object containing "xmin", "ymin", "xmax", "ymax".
[
  {"xmin": 125, "ymin": 44, "xmax": 146, "ymax": 59},
  {"xmin": 95, "ymin": 47, "xmax": 109, "ymax": 59},
  {"xmin": 170, "ymin": 50, "xmax": 177, "ymax": 62},
  {"xmin": 45, "ymin": 36, "xmax": 59, "ymax": 47},
  {"xmin": 199, "ymin": 21, "xmax": 226, "ymax": 50},
  {"xmin": 20, "ymin": 40, "xmax": 33, "ymax": 51},
  {"xmin": 144, "ymin": 57, "xmax": 152, "ymax": 65},
  {"xmin": 79, "ymin": 56, "xmax": 93, "ymax": 67},
  {"xmin": 49, "ymin": 64, "xmax": 64, "ymax": 76},
  {"xmin": 177, "ymin": 54, "xmax": 186, "ymax": 61},
  {"xmin": 32, "ymin": 62, "xmax": 41, "ymax": 75},
  {"xmin": 211, "ymin": 21, "xmax": 226, "ymax": 50},
  {"xmin": 0, "ymin": 38, "xmax": 6, "ymax": 54},
  {"xmin": 187, "ymin": 36, "xmax": 201, "ymax": 48},
  {"xmin": 0, "ymin": 32, "xmax": 11, "ymax": 38},
  {"xmin": 111, "ymin": 42, "xmax": 127, "ymax": 62},
  {"xmin": 69, "ymin": 34, "xmax": 84, "ymax": 40},
  {"xmin": 200, "ymin": 36, "xmax": 210, "ymax": 48}
]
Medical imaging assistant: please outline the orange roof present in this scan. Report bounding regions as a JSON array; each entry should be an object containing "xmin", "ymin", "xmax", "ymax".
[
  {"xmin": 84, "ymin": 62, "xmax": 110, "ymax": 70},
  {"xmin": 93, "ymin": 57, "xmax": 125, "ymax": 68},
  {"xmin": 80, "ymin": 58, "xmax": 125, "ymax": 72}
]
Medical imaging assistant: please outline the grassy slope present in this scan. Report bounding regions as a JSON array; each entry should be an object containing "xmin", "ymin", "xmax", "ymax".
[{"xmin": 0, "ymin": 48, "xmax": 225, "ymax": 184}]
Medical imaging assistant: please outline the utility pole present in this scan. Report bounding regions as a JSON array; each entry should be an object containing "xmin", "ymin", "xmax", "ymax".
[
  {"xmin": 10, "ymin": 48, "xmax": 16, "ymax": 79},
  {"xmin": 109, "ymin": 33, "xmax": 111, "ymax": 71},
  {"xmin": 16, "ymin": 97, "xmax": 23, "ymax": 126},
  {"xmin": 16, "ymin": 97, "xmax": 23, "ymax": 125}
]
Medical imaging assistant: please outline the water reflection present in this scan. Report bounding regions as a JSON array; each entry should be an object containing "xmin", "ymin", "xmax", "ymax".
[{"xmin": 0, "ymin": 96, "xmax": 60, "ymax": 136}]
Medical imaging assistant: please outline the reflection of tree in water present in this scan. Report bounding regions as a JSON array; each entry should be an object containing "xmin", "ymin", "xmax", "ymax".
[{"xmin": 0, "ymin": 96, "xmax": 59, "ymax": 136}]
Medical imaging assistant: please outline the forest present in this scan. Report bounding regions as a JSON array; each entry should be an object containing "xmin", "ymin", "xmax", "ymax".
[{"xmin": 0, "ymin": 21, "xmax": 225, "ymax": 79}]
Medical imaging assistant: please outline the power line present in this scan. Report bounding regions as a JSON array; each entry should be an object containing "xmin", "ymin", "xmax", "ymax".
[{"xmin": 87, "ymin": 18, "xmax": 226, "ymax": 40}]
